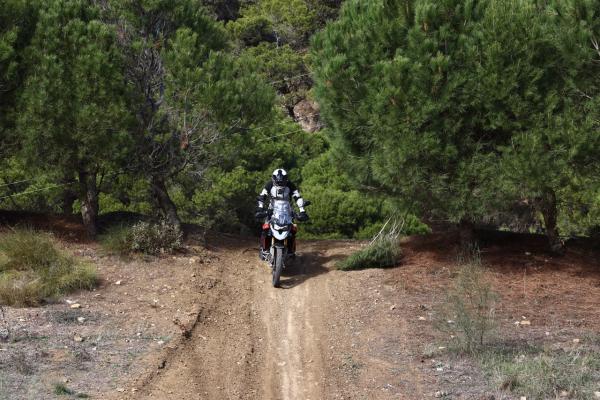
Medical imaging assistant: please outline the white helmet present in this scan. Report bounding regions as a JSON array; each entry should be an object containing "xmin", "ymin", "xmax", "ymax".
[{"xmin": 272, "ymin": 168, "xmax": 288, "ymax": 186}]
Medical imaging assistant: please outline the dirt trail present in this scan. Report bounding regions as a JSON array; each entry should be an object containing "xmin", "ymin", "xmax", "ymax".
[{"xmin": 121, "ymin": 239, "xmax": 428, "ymax": 400}]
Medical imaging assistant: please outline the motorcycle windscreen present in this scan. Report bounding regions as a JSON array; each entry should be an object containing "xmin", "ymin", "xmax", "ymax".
[{"xmin": 271, "ymin": 199, "xmax": 293, "ymax": 226}]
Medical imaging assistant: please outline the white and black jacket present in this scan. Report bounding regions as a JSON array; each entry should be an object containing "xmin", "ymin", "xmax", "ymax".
[{"xmin": 257, "ymin": 181, "xmax": 306, "ymax": 212}]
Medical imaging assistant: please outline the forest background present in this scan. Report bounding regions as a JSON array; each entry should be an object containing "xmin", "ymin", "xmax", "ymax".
[{"xmin": 1, "ymin": 0, "xmax": 599, "ymax": 251}]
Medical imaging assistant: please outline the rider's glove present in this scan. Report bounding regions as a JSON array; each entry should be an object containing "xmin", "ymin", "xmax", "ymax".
[
  {"xmin": 296, "ymin": 211, "xmax": 309, "ymax": 222},
  {"xmin": 255, "ymin": 208, "xmax": 268, "ymax": 221}
]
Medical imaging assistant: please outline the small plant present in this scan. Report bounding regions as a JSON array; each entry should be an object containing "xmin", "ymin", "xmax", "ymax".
[
  {"xmin": 130, "ymin": 220, "xmax": 183, "ymax": 256},
  {"xmin": 53, "ymin": 383, "xmax": 74, "ymax": 396},
  {"xmin": 100, "ymin": 220, "xmax": 183, "ymax": 256},
  {"xmin": 479, "ymin": 344, "xmax": 600, "ymax": 399},
  {"xmin": 436, "ymin": 248, "xmax": 497, "ymax": 353},
  {"xmin": 0, "ymin": 229, "xmax": 97, "ymax": 306},
  {"xmin": 99, "ymin": 225, "xmax": 133, "ymax": 256},
  {"xmin": 337, "ymin": 218, "xmax": 403, "ymax": 270}
]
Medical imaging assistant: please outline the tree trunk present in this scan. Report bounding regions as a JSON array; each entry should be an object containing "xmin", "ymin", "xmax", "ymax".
[
  {"xmin": 60, "ymin": 182, "xmax": 77, "ymax": 215},
  {"xmin": 536, "ymin": 189, "xmax": 564, "ymax": 254},
  {"xmin": 459, "ymin": 218, "xmax": 476, "ymax": 250},
  {"xmin": 151, "ymin": 177, "xmax": 181, "ymax": 229},
  {"xmin": 79, "ymin": 171, "xmax": 99, "ymax": 238}
]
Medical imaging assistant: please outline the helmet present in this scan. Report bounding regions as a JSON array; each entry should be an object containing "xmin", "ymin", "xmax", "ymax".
[{"xmin": 272, "ymin": 168, "xmax": 288, "ymax": 186}]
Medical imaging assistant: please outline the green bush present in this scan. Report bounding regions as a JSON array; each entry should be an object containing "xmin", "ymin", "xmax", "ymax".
[{"xmin": 0, "ymin": 229, "xmax": 97, "ymax": 306}]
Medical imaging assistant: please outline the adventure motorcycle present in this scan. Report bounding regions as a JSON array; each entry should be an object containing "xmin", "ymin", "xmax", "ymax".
[{"xmin": 260, "ymin": 199, "xmax": 310, "ymax": 287}]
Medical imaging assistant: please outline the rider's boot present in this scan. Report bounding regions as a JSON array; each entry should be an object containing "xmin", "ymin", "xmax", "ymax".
[{"xmin": 259, "ymin": 248, "xmax": 269, "ymax": 261}]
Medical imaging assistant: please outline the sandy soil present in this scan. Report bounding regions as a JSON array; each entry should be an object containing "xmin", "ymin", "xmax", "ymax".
[
  {"xmin": 116, "ymin": 239, "xmax": 433, "ymax": 400},
  {"xmin": 1, "ymin": 222, "xmax": 598, "ymax": 400}
]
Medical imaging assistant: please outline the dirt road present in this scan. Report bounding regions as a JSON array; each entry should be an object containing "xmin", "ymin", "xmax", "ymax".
[
  {"xmin": 123, "ymin": 239, "xmax": 429, "ymax": 400},
  {"xmin": 4, "ymin": 227, "xmax": 598, "ymax": 399}
]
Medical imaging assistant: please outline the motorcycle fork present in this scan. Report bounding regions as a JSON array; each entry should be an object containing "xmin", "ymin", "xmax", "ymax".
[{"xmin": 270, "ymin": 238, "xmax": 288, "ymax": 268}]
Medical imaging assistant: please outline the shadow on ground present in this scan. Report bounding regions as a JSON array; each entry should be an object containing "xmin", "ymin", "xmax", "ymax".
[{"xmin": 278, "ymin": 244, "xmax": 347, "ymax": 289}]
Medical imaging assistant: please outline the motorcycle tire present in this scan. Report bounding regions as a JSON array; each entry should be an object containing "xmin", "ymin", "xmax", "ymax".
[{"xmin": 272, "ymin": 247, "xmax": 284, "ymax": 288}]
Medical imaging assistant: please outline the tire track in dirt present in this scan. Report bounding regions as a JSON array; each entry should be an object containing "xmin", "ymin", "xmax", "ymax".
[
  {"xmin": 261, "ymin": 256, "xmax": 327, "ymax": 400},
  {"xmin": 119, "ymin": 239, "xmax": 428, "ymax": 400}
]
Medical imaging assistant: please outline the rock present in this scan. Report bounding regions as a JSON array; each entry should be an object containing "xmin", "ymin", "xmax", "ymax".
[
  {"xmin": 435, "ymin": 391, "xmax": 448, "ymax": 398},
  {"xmin": 559, "ymin": 391, "xmax": 569, "ymax": 397},
  {"xmin": 73, "ymin": 334, "xmax": 84, "ymax": 342},
  {"xmin": 158, "ymin": 360, "xmax": 166, "ymax": 369},
  {"xmin": 520, "ymin": 397, "xmax": 527, "ymax": 400},
  {"xmin": 77, "ymin": 317, "xmax": 86, "ymax": 323},
  {"xmin": 292, "ymin": 99, "xmax": 322, "ymax": 133},
  {"xmin": 157, "ymin": 340, "xmax": 165, "ymax": 345},
  {"xmin": 594, "ymin": 391, "xmax": 600, "ymax": 398},
  {"xmin": 390, "ymin": 304, "xmax": 397, "ymax": 310},
  {"xmin": 520, "ymin": 320, "xmax": 531, "ymax": 326},
  {"xmin": 70, "ymin": 303, "xmax": 81, "ymax": 309},
  {"xmin": 116, "ymin": 387, "xmax": 125, "ymax": 393},
  {"xmin": 573, "ymin": 338, "xmax": 580, "ymax": 344},
  {"xmin": 418, "ymin": 316, "xmax": 427, "ymax": 321},
  {"xmin": 115, "ymin": 280, "xmax": 122, "ymax": 285}
]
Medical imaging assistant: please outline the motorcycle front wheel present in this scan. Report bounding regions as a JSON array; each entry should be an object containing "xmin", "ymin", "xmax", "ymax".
[{"xmin": 272, "ymin": 247, "xmax": 284, "ymax": 288}]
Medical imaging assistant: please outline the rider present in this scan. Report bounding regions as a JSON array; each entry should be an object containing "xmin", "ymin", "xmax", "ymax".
[{"xmin": 255, "ymin": 168, "xmax": 309, "ymax": 261}]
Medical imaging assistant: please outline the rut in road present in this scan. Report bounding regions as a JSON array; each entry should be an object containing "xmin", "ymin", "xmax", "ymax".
[
  {"xmin": 125, "ymin": 240, "xmax": 428, "ymax": 400},
  {"xmin": 127, "ymin": 241, "xmax": 333, "ymax": 400}
]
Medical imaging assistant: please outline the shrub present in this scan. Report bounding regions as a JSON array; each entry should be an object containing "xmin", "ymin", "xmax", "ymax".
[
  {"xmin": 479, "ymin": 344, "xmax": 600, "ymax": 399},
  {"xmin": 130, "ymin": 220, "xmax": 183, "ymax": 255},
  {"xmin": 100, "ymin": 220, "xmax": 183, "ymax": 256},
  {"xmin": 336, "ymin": 219, "xmax": 403, "ymax": 271},
  {"xmin": 99, "ymin": 225, "xmax": 132, "ymax": 256},
  {"xmin": 0, "ymin": 229, "xmax": 97, "ymax": 306},
  {"xmin": 436, "ymin": 250, "xmax": 497, "ymax": 353}
]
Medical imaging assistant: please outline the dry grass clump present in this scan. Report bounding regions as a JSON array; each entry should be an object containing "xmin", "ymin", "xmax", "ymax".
[
  {"xmin": 480, "ymin": 343, "xmax": 600, "ymax": 399},
  {"xmin": 337, "ymin": 218, "xmax": 403, "ymax": 271},
  {"xmin": 0, "ymin": 228, "xmax": 97, "ymax": 306}
]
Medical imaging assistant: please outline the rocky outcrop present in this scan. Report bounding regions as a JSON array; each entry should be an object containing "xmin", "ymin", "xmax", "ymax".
[{"xmin": 293, "ymin": 99, "xmax": 322, "ymax": 133}]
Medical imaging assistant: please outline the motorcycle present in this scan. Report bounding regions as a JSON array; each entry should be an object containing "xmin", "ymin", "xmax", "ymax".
[{"xmin": 260, "ymin": 199, "xmax": 310, "ymax": 287}]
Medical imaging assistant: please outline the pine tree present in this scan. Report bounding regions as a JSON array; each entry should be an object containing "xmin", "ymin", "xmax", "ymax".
[
  {"xmin": 312, "ymin": 0, "xmax": 496, "ymax": 239},
  {"xmin": 0, "ymin": 0, "xmax": 37, "ymax": 162},
  {"xmin": 312, "ymin": 0, "xmax": 600, "ymax": 251},
  {"xmin": 18, "ymin": 0, "xmax": 130, "ymax": 236},
  {"xmin": 112, "ymin": 0, "xmax": 274, "ymax": 227},
  {"xmin": 484, "ymin": 0, "xmax": 600, "ymax": 252}
]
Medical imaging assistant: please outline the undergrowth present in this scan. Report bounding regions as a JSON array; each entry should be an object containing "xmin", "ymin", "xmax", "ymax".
[
  {"xmin": 100, "ymin": 220, "xmax": 183, "ymax": 256},
  {"xmin": 479, "ymin": 343, "xmax": 600, "ymax": 399},
  {"xmin": 336, "ymin": 218, "xmax": 403, "ymax": 270},
  {"xmin": 435, "ymin": 248, "xmax": 497, "ymax": 353},
  {"xmin": 435, "ymin": 248, "xmax": 600, "ymax": 398},
  {"xmin": 0, "ymin": 228, "xmax": 97, "ymax": 306}
]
